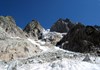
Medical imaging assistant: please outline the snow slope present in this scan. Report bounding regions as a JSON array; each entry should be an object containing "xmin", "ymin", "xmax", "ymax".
[
  {"xmin": 18, "ymin": 58, "xmax": 100, "ymax": 70},
  {"xmin": 0, "ymin": 37, "xmax": 99, "ymax": 70},
  {"xmin": 21, "ymin": 38, "xmax": 100, "ymax": 70},
  {"xmin": 28, "ymin": 38, "xmax": 49, "ymax": 52},
  {"xmin": 0, "ymin": 45, "xmax": 99, "ymax": 70}
]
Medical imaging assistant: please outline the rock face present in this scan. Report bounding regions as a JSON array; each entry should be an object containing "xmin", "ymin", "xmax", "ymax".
[
  {"xmin": 50, "ymin": 18, "xmax": 75, "ymax": 33},
  {"xmin": 0, "ymin": 27, "xmax": 10, "ymax": 40},
  {"xmin": 0, "ymin": 16, "xmax": 28, "ymax": 38},
  {"xmin": 0, "ymin": 16, "xmax": 45, "ymax": 61},
  {"xmin": 23, "ymin": 20, "xmax": 44, "ymax": 39},
  {"xmin": 57, "ymin": 23, "xmax": 100, "ymax": 53},
  {"xmin": 0, "ymin": 38, "xmax": 41, "ymax": 61}
]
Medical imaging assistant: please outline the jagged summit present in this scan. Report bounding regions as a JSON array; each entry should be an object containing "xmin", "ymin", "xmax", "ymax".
[
  {"xmin": 50, "ymin": 18, "xmax": 75, "ymax": 33},
  {"xmin": 58, "ymin": 18, "xmax": 72, "ymax": 22},
  {"xmin": 23, "ymin": 19, "xmax": 44, "ymax": 39}
]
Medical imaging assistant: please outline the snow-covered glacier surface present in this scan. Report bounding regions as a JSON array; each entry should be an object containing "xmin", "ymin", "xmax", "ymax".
[
  {"xmin": 0, "ymin": 56, "xmax": 100, "ymax": 70},
  {"xmin": 18, "ymin": 58, "xmax": 100, "ymax": 70},
  {"xmin": 0, "ymin": 38, "xmax": 100, "ymax": 70},
  {"xmin": 0, "ymin": 48, "xmax": 100, "ymax": 70}
]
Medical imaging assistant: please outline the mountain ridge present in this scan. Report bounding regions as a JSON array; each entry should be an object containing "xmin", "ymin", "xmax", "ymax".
[{"xmin": 0, "ymin": 16, "xmax": 100, "ymax": 70}]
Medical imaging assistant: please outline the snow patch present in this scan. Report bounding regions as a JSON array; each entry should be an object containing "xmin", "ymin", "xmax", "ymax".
[
  {"xmin": 27, "ymin": 38, "xmax": 49, "ymax": 52},
  {"xmin": 10, "ymin": 37, "xmax": 21, "ymax": 39}
]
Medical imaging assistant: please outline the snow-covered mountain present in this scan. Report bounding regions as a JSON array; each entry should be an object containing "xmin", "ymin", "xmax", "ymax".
[{"xmin": 0, "ymin": 16, "xmax": 100, "ymax": 70}]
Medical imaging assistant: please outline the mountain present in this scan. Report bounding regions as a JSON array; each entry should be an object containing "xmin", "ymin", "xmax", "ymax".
[
  {"xmin": 57, "ymin": 23, "xmax": 100, "ymax": 55},
  {"xmin": 23, "ymin": 20, "xmax": 44, "ymax": 39},
  {"xmin": 0, "ymin": 16, "xmax": 99, "ymax": 70},
  {"xmin": 0, "ymin": 16, "xmax": 28, "ymax": 38},
  {"xmin": 50, "ymin": 18, "xmax": 75, "ymax": 33},
  {"xmin": 0, "ymin": 16, "xmax": 43, "ymax": 61}
]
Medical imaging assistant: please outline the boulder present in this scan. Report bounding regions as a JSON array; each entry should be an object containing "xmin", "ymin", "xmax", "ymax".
[{"xmin": 83, "ymin": 54, "xmax": 91, "ymax": 62}]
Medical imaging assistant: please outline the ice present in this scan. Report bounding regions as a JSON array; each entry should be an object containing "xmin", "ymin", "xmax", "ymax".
[
  {"xmin": 37, "ymin": 40, "xmax": 46, "ymax": 45},
  {"xmin": 10, "ymin": 37, "xmax": 21, "ymax": 39},
  {"xmin": 17, "ymin": 58, "xmax": 100, "ymax": 70},
  {"xmin": 42, "ymin": 29, "xmax": 63, "ymax": 40},
  {"xmin": 28, "ymin": 38, "xmax": 49, "ymax": 52}
]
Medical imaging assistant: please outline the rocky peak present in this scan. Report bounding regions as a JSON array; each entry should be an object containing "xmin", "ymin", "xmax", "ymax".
[
  {"xmin": 23, "ymin": 20, "xmax": 44, "ymax": 39},
  {"xmin": 0, "ymin": 16, "xmax": 27, "ymax": 38},
  {"xmin": 50, "ymin": 18, "xmax": 75, "ymax": 33}
]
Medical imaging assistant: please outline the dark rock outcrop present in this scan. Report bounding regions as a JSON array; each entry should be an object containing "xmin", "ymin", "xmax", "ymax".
[
  {"xmin": 23, "ymin": 20, "xmax": 44, "ymax": 39},
  {"xmin": 0, "ymin": 16, "xmax": 28, "ymax": 38},
  {"xmin": 50, "ymin": 18, "xmax": 75, "ymax": 33},
  {"xmin": 57, "ymin": 23, "xmax": 100, "ymax": 53}
]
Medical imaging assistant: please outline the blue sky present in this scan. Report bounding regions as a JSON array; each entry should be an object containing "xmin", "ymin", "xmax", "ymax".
[{"xmin": 0, "ymin": 0, "xmax": 100, "ymax": 29}]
